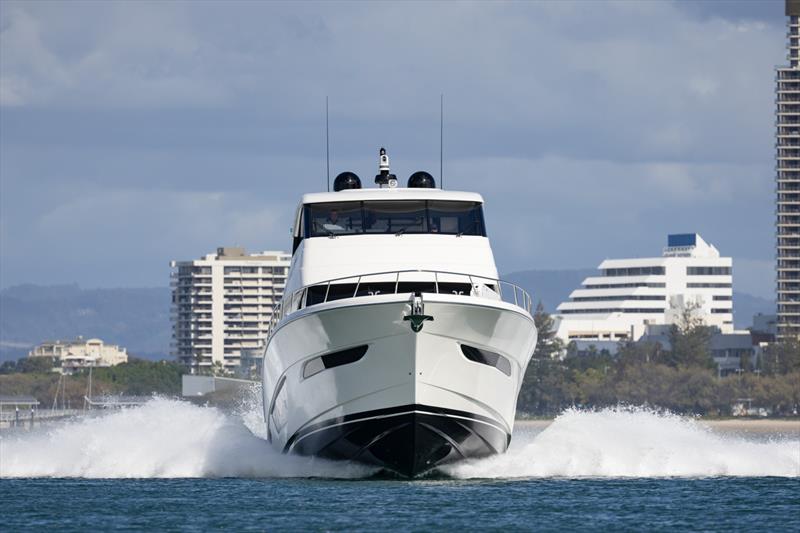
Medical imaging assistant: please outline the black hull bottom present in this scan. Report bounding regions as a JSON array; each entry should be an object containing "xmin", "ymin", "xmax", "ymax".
[{"xmin": 284, "ymin": 404, "xmax": 510, "ymax": 478}]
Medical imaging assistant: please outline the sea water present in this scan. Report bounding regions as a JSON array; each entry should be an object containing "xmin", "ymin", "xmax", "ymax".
[{"xmin": 1, "ymin": 395, "xmax": 798, "ymax": 531}]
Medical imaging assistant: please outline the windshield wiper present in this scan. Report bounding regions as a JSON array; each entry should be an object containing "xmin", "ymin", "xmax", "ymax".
[{"xmin": 395, "ymin": 227, "xmax": 407, "ymax": 236}]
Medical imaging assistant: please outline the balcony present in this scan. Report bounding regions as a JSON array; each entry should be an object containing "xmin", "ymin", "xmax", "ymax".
[{"xmin": 778, "ymin": 74, "xmax": 800, "ymax": 84}]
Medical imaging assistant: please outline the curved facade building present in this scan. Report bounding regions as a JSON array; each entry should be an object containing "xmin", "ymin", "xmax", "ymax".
[{"xmin": 554, "ymin": 234, "xmax": 733, "ymax": 344}]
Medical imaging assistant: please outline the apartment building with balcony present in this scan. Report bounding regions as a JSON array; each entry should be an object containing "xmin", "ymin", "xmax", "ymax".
[
  {"xmin": 776, "ymin": 0, "xmax": 800, "ymax": 339},
  {"xmin": 29, "ymin": 336, "xmax": 128, "ymax": 373},
  {"xmin": 553, "ymin": 234, "xmax": 733, "ymax": 344},
  {"xmin": 170, "ymin": 247, "xmax": 290, "ymax": 373}
]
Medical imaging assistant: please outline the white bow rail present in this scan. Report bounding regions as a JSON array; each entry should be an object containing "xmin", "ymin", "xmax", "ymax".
[{"xmin": 267, "ymin": 269, "xmax": 533, "ymax": 338}]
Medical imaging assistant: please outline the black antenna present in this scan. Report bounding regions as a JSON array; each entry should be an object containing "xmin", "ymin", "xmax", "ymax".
[
  {"xmin": 440, "ymin": 94, "xmax": 444, "ymax": 190},
  {"xmin": 326, "ymin": 96, "xmax": 330, "ymax": 192}
]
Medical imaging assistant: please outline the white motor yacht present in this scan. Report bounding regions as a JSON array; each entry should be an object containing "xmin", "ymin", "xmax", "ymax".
[{"xmin": 262, "ymin": 149, "xmax": 538, "ymax": 477}]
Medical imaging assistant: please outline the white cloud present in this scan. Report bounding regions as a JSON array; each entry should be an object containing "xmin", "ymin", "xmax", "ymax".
[
  {"xmin": 36, "ymin": 188, "xmax": 289, "ymax": 253},
  {"xmin": 0, "ymin": 0, "xmax": 781, "ymax": 290},
  {"xmin": 688, "ymin": 76, "xmax": 720, "ymax": 97},
  {"xmin": 0, "ymin": 74, "xmax": 27, "ymax": 106}
]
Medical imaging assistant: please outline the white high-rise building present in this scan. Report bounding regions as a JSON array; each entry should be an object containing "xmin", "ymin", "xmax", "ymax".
[
  {"xmin": 554, "ymin": 234, "xmax": 733, "ymax": 344},
  {"xmin": 170, "ymin": 247, "xmax": 290, "ymax": 373}
]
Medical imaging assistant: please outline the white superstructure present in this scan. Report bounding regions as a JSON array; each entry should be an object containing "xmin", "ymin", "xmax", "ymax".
[
  {"xmin": 170, "ymin": 247, "xmax": 290, "ymax": 373},
  {"xmin": 554, "ymin": 234, "xmax": 733, "ymax": 344},
  {"xmin": 262, "ymin": 153, "xmax": 537, "ymax": 477},
  {"xmin": 287, "ymin": 188, "xmax": 497, "ymax": 287}
]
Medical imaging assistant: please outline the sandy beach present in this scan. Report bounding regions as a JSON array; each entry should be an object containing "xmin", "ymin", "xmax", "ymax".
[
  {"xmin": 701, "ymin": 419, "xmax": 800, "ymax": 435},
  {"xmin": 516, "ymin": 418, "xmax": 800, "ymax": 436}
]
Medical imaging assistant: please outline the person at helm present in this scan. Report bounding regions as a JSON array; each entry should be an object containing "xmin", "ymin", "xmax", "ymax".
[{"xmin": 322, "ymin": 209, "xmax": 345, "ymax": 232}]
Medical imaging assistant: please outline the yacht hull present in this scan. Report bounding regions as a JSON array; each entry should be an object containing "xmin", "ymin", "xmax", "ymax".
[
  {"xmin": 287, "ymin": 404, "xmax": 509, "ymax": 478},
  {"xmin": 263, "ymin": 295, "xmax": 537, "ymax": 478}
]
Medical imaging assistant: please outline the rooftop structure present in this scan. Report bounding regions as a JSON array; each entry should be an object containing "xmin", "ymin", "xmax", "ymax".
[
  {"xmin": 0, "ymin": 396, "xmax": 40, "ymax": 410},
  {"xmin": 776, "ymin": 0, "xmax": 800, "ymax": 339},
  {"xmin": 29, "ymin": 337, "xmax": 128, "ymax": 372},
  {"xmin": 554, "ymin": 234, "xmax": 733, "ymax": 344},
  {"xmin": 170, "ymin": 247, "xmax": 291, "ymax": 374}
]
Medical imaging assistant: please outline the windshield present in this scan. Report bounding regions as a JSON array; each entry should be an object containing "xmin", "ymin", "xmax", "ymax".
[{"xmin": 304, "ymin": 200, "xmax": 485, "ymax": 238}]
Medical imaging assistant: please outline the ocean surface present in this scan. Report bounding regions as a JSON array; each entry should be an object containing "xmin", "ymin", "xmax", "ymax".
[{"xmin": 1, "ymin": 396, "xmax": 799, "ymax": 531}]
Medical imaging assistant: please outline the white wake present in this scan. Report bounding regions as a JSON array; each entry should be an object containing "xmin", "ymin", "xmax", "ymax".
[
  {"xmin": 1, "ymin": 400, "xmax": 797, "ymax": 479},
  {"xmin": 444, "ymin": 407, "xmax": 800, "ymax": 479},
  {"xmin": 0, "ymin": 397, "xmax": 374, "ymax": 479}
]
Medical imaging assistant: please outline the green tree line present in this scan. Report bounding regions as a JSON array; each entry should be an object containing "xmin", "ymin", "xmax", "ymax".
[
  {"xmin": 518, "ymin": 304, "xmax": 800, "ymax": 416},
  {"xmin": 0, "ymin": 358, "xmax": 185, "ymax": 407}
]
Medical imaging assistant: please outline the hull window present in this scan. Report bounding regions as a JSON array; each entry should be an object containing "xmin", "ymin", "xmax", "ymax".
[
  {"xmin": 303, "ymin": 345, "xmax": 369, "ymax": 379},
  {"xmin": 460, "ymin": 344, "xmax": 512, "ymax": 376}
]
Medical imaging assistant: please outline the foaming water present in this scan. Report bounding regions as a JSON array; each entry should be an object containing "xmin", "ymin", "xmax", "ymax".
[
  {"xmin": 444, "ymin": 407, "xmax": 800, "ymax": 479},
  {"xmin": 0, "ymin": 396, "xmax": 374, "ymax": 479},
  {"xmin": 1, "ymin": 398, "xmax": 797, "ymax": 479}
]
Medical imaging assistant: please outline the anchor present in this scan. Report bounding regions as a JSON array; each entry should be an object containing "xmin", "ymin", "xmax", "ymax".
[{"xmin": 404, "ymin": 291, "xmax": 433, "ymax": 333}]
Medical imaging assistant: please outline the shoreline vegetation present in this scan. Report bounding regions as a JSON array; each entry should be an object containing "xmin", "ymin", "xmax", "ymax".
[
  {"xmin": 516, "ymin": 304, "xmax": 800, "ymax": 418},
  {"xmin": 0, "ymin": 359, "xmax": 184, "ymax": 408}
]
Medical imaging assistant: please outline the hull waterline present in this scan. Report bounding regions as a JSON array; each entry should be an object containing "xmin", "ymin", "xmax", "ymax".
[{"xmin": 286, "ymin": 404, "xmax": 509, "ymax": 478}]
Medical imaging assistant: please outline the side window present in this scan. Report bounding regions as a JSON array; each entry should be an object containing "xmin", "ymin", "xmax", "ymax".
[
  {"xmin": 292, "ymin": 208, "xmax": 304, "ymax": 253},
  {"xmin": 427, "ymin": 201, "xmax": 485, "ymax": 236}
]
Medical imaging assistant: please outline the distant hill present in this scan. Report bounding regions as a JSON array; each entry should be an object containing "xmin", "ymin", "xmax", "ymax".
[
  {"xmin": 731, "ymin": 292, "xmax": 776, "ymax": 331},
  {"xmin": 0, "ymin": 284, "xmax": 171, "ymax": 362},
  {"xmin": 502, "ymin": 269, "xmax": 775, "ymax": 330}
]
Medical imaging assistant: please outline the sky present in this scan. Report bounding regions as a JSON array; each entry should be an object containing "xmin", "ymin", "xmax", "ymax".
[{"xmin": 0, "ymin": 0, "xmax": 786, "ymax": 299}]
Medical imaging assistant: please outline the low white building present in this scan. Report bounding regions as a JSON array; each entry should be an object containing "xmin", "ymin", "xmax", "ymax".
[
  {"xmin": 554, "ymin": 234, "xmax": 734, "ymax": 344},
  {"xmin": 29, "ymin": 337, "xmax": 128, "ymax": 372},
  {"xmin": 170, "ymin": 247, "xmax": 291, "ymax": 374}
]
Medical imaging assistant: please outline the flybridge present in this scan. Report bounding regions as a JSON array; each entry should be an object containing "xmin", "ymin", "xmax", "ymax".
[
  {"xmin": 293, "ymin": 148, "xmax": 486, "ymax": 250},
  {"xmin": 332, "ymin": 148, "xmax": 437, "ymax": 192}
]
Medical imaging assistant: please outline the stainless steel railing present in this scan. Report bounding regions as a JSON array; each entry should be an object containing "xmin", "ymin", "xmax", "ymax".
[{"xmin": 266, "ymin": 269, "xmax": 533, "ymax": 338}]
